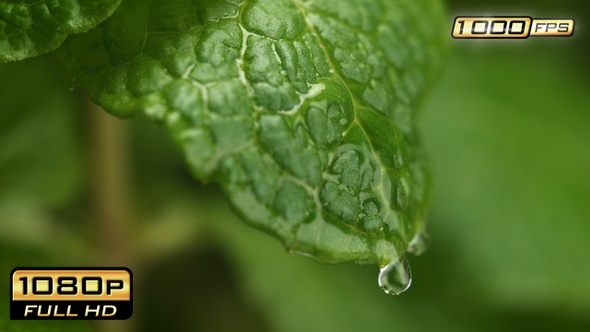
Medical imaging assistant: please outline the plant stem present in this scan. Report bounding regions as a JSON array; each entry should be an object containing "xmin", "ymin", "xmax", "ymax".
[
  {"xmin": 89, "ymin": 101, "xmax": 136, "ymax": 332},
  {"xmin": 91, "ymin": 102, "xmax": 133, "ymax": 264}
]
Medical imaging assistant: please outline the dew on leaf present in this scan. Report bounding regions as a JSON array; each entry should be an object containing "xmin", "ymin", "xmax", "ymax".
[
  {"xmin": 395, "ymin": 174, "xmax": 411, "ymax": 210},
  {"xmin": 362, "ymin": 215, "xmax": 382, "ymax": 231},
  {"xmin": 362, "ymin": 198, "xmax": 380, "ymax": 215},
  {"xmin": 273, "ymin": 179, "xmax": 315, "ymax": 225},
  {"xmin": 407, "ymin": 227, "xmax": 431, "ymax": 256},
  {"xmin": 378, "ymin": 255, "xmax": 412, "ymax": 296},
  {"xmin": 54, "ymin": 0, "xmax": 448, "ymax": 275}
]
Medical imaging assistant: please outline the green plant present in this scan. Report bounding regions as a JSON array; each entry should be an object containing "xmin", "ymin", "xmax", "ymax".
[
  {"xmin": 0, "ymin": 0, "xmax": 447, "ymax": 330},
  {"xmin": 3, "ymin": 1, "xmax": 590, "ymax": 332}
]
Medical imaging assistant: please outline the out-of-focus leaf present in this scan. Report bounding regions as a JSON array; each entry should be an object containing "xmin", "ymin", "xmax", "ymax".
[
  {"xmin": 0, "ymin": 0, "xmax": 121, "ymax": 62},
  {"xmin": 0, "ymin": 53, "xmax": 88, "ymax": 332},
  {"xmin": 0, "ymin": 59, "xmax": 82, "ymax": 206},
  {"xmin": 59, "ymin": 0, "xmax": 448, "ymax": 266},
  {"xmin": 0, "ymin": 58, "xmax": 82, "ymax": 246},
  {"xmin": 421, "ymin": 47, "xmax": 590, "ymax": 313}
]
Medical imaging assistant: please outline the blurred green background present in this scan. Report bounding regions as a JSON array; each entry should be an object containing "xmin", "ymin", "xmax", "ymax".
[{"xmin": 1, "ymin": 0, "xmax": 590, "ymax": 331}]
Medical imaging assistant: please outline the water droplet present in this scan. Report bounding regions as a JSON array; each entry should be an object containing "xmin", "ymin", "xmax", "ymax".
[
  {"xmin": 407, "ymin": 228, "xmax": 431, "ymax": 256},
  {"xmin": 378, "ymin": 255, "xmax": 412, "ymax": 295}
]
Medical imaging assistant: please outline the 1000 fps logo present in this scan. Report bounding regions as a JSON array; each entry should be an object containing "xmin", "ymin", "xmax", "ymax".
[
  {"xmin": 10, "ymin": 268, "xmax": 132, "ymax": 320},
  {"xmin": 452, "ymin": 16, "xmax": 575, "ymax": 38}
]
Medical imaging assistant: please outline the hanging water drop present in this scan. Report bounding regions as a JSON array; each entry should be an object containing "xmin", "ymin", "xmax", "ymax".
[
  {"xmin": 378, "ymin": 255, "xmax": 412, "ymax": 295},
  {"xmin": 407, "ymin": 228, "xmax": 431, "ymax": 256}
]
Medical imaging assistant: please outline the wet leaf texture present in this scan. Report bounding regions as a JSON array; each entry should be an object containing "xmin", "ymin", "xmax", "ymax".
[
  {"xmin": 0, "ymin": 0, "xmax": 121, "ymax": 62},
  {"xmin": 61, "ymin": 0, "xmax": 447, "ymax": 266}
]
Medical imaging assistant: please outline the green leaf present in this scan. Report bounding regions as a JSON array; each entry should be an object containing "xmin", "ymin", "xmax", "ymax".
[
  {"xmin": 198, "ymin": 197, "xmax": 485, "ymax": 332},
  {"xmin": 0, "ymin": 0, "xmax": 121, "ymax": 62},
  {"xmin": 59, "ymin": 0, "xmax": 447, "ymax": 266}
]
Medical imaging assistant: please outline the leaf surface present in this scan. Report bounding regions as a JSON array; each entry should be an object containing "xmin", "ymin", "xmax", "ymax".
[
  {"xmin": 0, "ymin": 0, "xmax": 121, "ymax": 62},
  {"xmin": 60, "ymin": 0, "xmax": 447, "ymax": 266}
]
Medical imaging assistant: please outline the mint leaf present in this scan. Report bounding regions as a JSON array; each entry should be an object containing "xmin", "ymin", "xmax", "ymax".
[
  {"xmin": 60, "ymin": 0, "xmax": 447, "ymax": 266},
  {"xmin": 0, "ymin": 0, "xmax": 121, "ymax": 62},
  {"xmin": 204, "ymin": 200, "xmax": 484, "ymax": 332}
]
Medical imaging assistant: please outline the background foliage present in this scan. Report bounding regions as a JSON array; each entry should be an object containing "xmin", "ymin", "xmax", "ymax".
[{"xmin": 1, "ymin": 0, "xmax": 589, "ymax": 331}]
